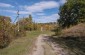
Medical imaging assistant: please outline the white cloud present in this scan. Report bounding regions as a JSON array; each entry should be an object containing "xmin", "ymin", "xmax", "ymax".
[
  {"xmin": 0, "ymin": 1, "xmax": 66, "ymax": 15},
  {"xmin": 3, "ymin": 10, "xmax": 16, "ymax": 13},
  {"xmin": 24, "ymin": 1, "xmax": 59, "ymax": 13},
  {"xmin": 20, "ymin": 11, "xmax": 31, "ymax": 14},
  {"xmin": 35, "ymin": 13, "xmax": 60, "ymax": 23},
  {"xmin": 1, "ymin": 10, "xmax": 31, "ymax": 14},
  {"xmin": 36, "ymin": 13, "xmax": 45, "ymax": 15},
  {"xmin": 0, "ymin": 3, "xmax": 14, "ymax": 7}
]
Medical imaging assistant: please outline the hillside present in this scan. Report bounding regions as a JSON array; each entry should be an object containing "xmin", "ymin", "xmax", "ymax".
[
  {"xmin": 50, "ymin": 23, "xmax": 85, "ymax": 55},
  {"xmin": 61, "ymin": 23, "xmax": 85, "ymax": 37}
]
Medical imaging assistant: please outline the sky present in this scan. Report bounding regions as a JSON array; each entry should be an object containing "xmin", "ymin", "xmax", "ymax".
[{"xmin": 0, "ymin": 0, "xmax": 66, "ymax": 23}]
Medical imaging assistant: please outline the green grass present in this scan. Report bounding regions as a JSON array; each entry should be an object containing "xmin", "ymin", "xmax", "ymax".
[{"xmin": 0, "ymin": 30, "xmax": 53, "ymax": 55}]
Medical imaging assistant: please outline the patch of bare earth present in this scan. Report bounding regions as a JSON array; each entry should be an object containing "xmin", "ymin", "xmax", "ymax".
[{"xmin": 29, "ymin": 34, "xmax": 77, "ymax": 55}]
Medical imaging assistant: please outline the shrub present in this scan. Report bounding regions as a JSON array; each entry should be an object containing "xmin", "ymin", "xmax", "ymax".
[{"xmin": 0, "ymin": 32, "xmax": 10, "ymax": 48}]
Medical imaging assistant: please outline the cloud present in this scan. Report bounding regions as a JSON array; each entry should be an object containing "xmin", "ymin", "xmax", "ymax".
[
  {"xmin": 35, "ymin": 13, "xmax": 60, "ymax": 23},
  {"xmin": 1, "ymin": 10, "xmax": 31, "ymax": 14},
  {"xmin": 36, "ymin": 13, "xmax": 45, "ymax": 15},
  {"xmin": 0, "ymin": 3, "xmax": 14, "ymax": 7},
  {"xmin": 23, "ymin": 1, "xmax": 59, "ymax": 13},
  {"xmin": 20, "ymin": 11, "xmax": 31, "ymax": 14},
  {"xmin": 0, "ymin": 1, "xmax": 66, "ymax": 15},
  {"xmin": 3, "ymin": 10, "xmax": 16, "ymax": 13}
]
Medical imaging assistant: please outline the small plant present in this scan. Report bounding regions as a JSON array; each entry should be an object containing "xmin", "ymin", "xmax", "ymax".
[{"xmin": 54, "ymin": 26, "xmax": 62, "ymax": 35}]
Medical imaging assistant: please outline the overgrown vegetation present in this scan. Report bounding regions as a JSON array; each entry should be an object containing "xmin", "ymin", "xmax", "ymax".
[
  {"xmin": 0, "ymin": 16, "xmax": 12, "ymax": 48},
  {"xmin": 0, "ymin": 16, "xmax": 27, "ymax": 48},
  {"xmin": 0, "ymin": 14, "xmax": 55, "ymax": 48}
]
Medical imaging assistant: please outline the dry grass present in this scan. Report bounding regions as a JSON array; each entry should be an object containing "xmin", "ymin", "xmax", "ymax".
[
  {"xmin": 61, "ymin": 23, "xmax": 85, "ymax": 37},
  {"xmin": 51, "ymin": 23, "xmax": 85, "ymax": 55}
]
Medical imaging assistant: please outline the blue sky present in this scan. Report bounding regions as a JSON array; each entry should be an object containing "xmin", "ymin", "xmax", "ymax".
[{"xmin": 0, "ymin": 0, "xmax": 66, "ymax": 23}]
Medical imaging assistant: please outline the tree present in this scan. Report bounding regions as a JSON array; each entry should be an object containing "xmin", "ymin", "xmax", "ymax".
[
  {"xmin": 58, "ymin": 0, "xmax": 85, "ymax": 28},
  {"xmin": 0, "ymin": 16, "xmax": 11, "ymax": 48},
  {"xmin": 17, "ymin": 14, "xmax": 33, "ymax": 31}
]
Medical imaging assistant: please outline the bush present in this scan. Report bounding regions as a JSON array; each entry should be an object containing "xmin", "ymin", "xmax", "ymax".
[
  {"xmin": 14, "ymin": 30, "xmax": 26, "ymax": 38},
  {"xmin": 0, "ymin": 16, "xmax": 11, "ymax": 48},
  {"xmin": 54, "ymin": 26, "xmax": 62, "ymax": 35},
  {"xmin": 0, "ymin": 32, "xmax": 10, "ymax": 48}
]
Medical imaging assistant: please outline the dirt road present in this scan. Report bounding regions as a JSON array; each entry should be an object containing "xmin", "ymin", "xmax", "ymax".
[
  {"xmin": 31, "ymin": 34, "xmax": 45, "ymax": 55},
  {"xmin": 29, "ymin": 34, "xmax": 71, "ymax": 55}
]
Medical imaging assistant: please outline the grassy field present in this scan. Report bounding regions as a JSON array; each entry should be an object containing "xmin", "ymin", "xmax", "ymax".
[{"xmin": 0, "ymin": 30, "xmax": 53, "ymax": 55}]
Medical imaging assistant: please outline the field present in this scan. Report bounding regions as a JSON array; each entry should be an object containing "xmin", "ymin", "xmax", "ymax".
[{"xmin": 0, "ymin": 31, "xmax": 53, "ymax": 55}]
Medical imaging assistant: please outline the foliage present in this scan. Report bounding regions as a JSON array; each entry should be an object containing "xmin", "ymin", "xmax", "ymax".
[
  {"xmin": 37, "ymin": 22, "xmax": 56, "ymax": 31},
  {"xmin": 53, "ymin": 25, "xmax": 62, "ymax": 35},
  {"xmin": 0, "ymin": 14, "xmax": 56, "ymax": 48},
  {"xmin": 17, "ymin": 15, "xmax": 37, "ymax": 31},
  {"xmin": 0, "ymin": 15, "xmax": 26, "ymax": 48},
  {"xmin": 0, "ymin": 16, "xmax": 11, "ymax": 48},
  {"xmin": 58, "ymin": 0, "xmax": 85, "ymax": 28}
]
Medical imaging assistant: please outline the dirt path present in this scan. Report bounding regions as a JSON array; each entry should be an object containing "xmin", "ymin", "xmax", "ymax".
[
  {"xmin": 29, "ymin": 34, "xmax": 71, "ymax": 55},
  {"xmin": 31, "ymin": 34, "xmax": 45, "ymax": 55}
]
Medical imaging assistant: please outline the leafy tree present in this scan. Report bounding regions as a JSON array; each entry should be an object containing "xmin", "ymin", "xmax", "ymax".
[
  {"xmin": 0, "ymin": 16, "xmax": 11, "ymax": 48},
  {"xmin": 58, "ymin": 0, "xmax": 85, "ymax": 28},
  {"xmin": 17, "ymin": 14, "xmax": 33, "ymax": 31}
]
